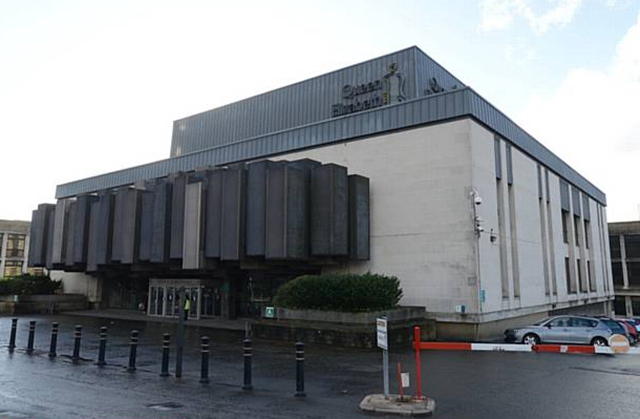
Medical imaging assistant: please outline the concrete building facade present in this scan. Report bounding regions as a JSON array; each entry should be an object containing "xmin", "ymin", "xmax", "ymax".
[
  {"xmin": 28, "ymin": 47, "xmax": 614, "ymax": 338},
  {"xmin": 0, "ymin": 220, "xmax": 32, "ymax": 278},
  {"xmin": 609, "ymin": 221, "xmax": 640, "ymax": 317}
]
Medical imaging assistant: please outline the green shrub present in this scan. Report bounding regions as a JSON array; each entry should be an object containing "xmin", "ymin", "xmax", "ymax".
[
  {"xmin": 0, "ymin": 274, "xmax": 62, "ymax": 296},
  {"xmin": 273, "ymin": 272, "xmax": 403, "ymax": 312}
]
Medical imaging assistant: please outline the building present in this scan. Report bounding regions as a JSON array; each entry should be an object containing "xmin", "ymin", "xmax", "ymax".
[
  {"xmin": 28, "ymin": 47, "xmax": 614, "ymax": 339},
  {"xmin": 0, "ymin": 219, "xmax": 43, "ymax": 278},
  {"xmin": 609, "ymin": 221, "xmax": 640, "ymax": 317}
]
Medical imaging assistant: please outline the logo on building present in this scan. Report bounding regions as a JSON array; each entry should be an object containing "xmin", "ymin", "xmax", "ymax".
[{"xmin": 331, "ymin": 63, "xmax": 405, "ymax": 118}]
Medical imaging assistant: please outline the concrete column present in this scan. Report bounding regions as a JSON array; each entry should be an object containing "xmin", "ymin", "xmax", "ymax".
[
  {"xmin": 220, "ymin": 278, "xmax": 236, "ymax": 320},
  {"xmin": 620, "ymin": 235, "xmax": 629, "ymax": 289},
  {"xmin": 22, "ymin": 234, "xmax": 30, "ymax": 274},
  {"xmin": 0, "ymin": 232, "xmax": 8, "ymax": 277}
]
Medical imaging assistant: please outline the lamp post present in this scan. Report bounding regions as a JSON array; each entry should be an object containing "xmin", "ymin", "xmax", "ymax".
[{"xmin": 470, "ymin": 189, "xmax": 484, "ymax": 338}]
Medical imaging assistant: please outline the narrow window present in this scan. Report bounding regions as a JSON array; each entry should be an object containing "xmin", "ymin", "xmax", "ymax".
[
  {"xmin": 584, "ymin": 220, "xmax": 590, "ymax": 249},
  {"xmin": 565, "ymin": 257, "xmax": 573, "ymax": 293},
  {"xmin": 562, "ymin": 210, "xmax": 570, "ymax": 243}
]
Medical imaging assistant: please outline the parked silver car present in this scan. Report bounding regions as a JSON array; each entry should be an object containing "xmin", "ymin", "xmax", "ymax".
[{"xmin": 504, "ymin": 315, "xmax": 616, "ymax": 346}]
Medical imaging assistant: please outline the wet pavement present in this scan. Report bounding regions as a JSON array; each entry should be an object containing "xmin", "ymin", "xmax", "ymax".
[{"xmin": 1, "ymin": 314, "xmax": 640, "ymax": 418}]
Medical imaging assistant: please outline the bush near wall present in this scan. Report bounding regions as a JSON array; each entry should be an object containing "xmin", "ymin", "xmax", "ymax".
[
  {"xmin": 273, "ymin": 273, "xmax": 403, "ymax": 312},
  {"xmin": 0, "ymin": 274, "xmax": 62, "ymax": 296}
]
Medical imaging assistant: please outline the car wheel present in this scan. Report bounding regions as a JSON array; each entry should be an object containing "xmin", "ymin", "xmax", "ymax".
[
  {"xmin": 522, "ymin": 334, "xmax": 540, "ymax": 345},
  {"xmin": 591, "ymin": 337, "xmax": 608, "ymax": 346}
]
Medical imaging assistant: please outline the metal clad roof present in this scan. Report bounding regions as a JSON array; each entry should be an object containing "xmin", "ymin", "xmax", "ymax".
[{"xmin": 55, "ymin": 48, "xmax": 605, "ymax": 207}]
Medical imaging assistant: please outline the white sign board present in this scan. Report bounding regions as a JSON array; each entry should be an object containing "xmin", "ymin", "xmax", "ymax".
[{"xmin": 376, "ymin": 317, "xmax": 388, "ymax": 350}]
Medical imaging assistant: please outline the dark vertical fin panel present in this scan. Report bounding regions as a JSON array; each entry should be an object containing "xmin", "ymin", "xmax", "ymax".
[
  {"xmin": 170, "ymin": 173, "xmax": 187, "ymax": 259},
  {"xmin": 348, "ymin": 175, "xmax": 370, "ymax": 260},
  {"xmin": 205, "ymin": 169, "xmax": 223, "ymax": 258},
  {"xmin": 151, "ymin": 180, "xmax": 172, "ymax": 263},
  {"xmin": 138, "ymin": 189, "xmax": 154, "ymax": 262},
  {"xmin": 221, "ymin": 166, "xmax": 246, "ymax": 261},
  {"xmin": 311, "ymin": 164, "xmax": 348, "ymax": 256},
  {"xmin": 266, "ymin": 165, "xmax": 286, "ymax": 259}
]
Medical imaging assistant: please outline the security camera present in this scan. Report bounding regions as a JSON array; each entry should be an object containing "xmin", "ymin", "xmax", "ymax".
[{"xmin": 474, "ymin": 196, "xmax": 483, "ymax": 205}]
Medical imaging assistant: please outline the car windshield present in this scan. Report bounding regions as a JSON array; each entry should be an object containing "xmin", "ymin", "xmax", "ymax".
[{"xmin": 533, "ymin": 318, "xmax": 552, "ymax": 326}]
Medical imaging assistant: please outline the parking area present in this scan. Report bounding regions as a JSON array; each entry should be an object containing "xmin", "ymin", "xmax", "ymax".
[{"xmin": 1, "ymin": 314, "xmax": 640, "ymax": 418}]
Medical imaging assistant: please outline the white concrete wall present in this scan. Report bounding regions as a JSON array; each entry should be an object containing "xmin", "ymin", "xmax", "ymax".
[
  {"xmin": 274, "ymin": 120, "xmax": 478, "ymax": 319},
  {"xmin": 49, "ymin": 270, "xmax": 102, "ymax": 303},
  {"xmin": 271, "ymin": 118, "xmax": 612, "ymax": 324}
]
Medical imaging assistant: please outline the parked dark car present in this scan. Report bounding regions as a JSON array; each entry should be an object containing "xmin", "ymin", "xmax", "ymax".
[
  {"xmin": 614, "ymin": 318, "xmax": 638, "ymax": 344},
  {"xmin": 504, "ymin": 315, "xmax": 615, "ymax": 346}
]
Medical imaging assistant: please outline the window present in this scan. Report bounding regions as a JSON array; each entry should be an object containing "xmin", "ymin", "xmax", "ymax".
[
  {"xmin": 574, "ymin": 215, "xmax": 580, "ymax": 244},
  {"xmin": 584, "ymin": 220, "xmax": 590, "ymax": 249},
  {"xmin": 565, "ymin": 257, "xmax": 575, "ymax": 293},
  {"xmin": 5, "ymin": 234, "xmax": 26, "ymax": 258},
  {"xmin": 549, "ymin": 317, "xmax": 571, "ymax": 327},
  {"xmin": 577, "ymin": 258, "xmax": 583, "ymax": 291},
  {"xmin": 562, "ymin": 210, "xmax": 570, "ymax": 243},
  {"xmin": 609, "ymin": 235, "xmax": 621, "ymax": 259},
  {"xmin": 3, "ymin": 260, "xmax": 23, "ymax": 278}
]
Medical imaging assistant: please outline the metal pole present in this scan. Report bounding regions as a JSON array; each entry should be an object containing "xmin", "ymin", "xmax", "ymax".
[
  {"xmin": 49, "ymin": 322, "xmax": 59, "ymax": 358},
  {"xmin": 26, "ymin": 320, "xmax": 36, "ymax": 354},
  {"xmin": 97, "ymin": 326, "xmax": 107, "ymax": 367},
  {"xmin": 160, "ymin": 333, "xmax": 170, "ymax": 377},
  {"xmin": 242, "ymin": 338, "xmax": 253, "ymax": 391},
  {"xmin": 414, "ymin": 326, "xmax": 423, "ymax": 399},
  {"xmin": 199, "ymin": 336, "xmax": 210, "ymax": 384},
  {"xmin": 294, "ymin": 342, "xmax": 306, "ymax": 397},
  {"xmin": 127, "ymin": 330, "xmax": 139, "ymax": 373},
  {"xmin": 175, "ymin": 287, "xmax": 185, "ymax": 378},
  {"xmin": 8, "ymin": 318, "xmax": 17, "ymax": 353},
  {"xmin": 72, "ymin": 325, "xmax": 82, "ymax": 362},
  {"xmin": 383, "ymin": 348, "xmax": 389, "ymax": 398}
]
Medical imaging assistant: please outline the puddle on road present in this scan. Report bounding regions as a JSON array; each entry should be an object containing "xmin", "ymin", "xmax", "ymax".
[
  {"xmin": 0, "ymin": 410, "xmax": 30, "ymax": 418},
  {"xmin": 147, "ymin": 402, "xmax": 184, "ymax": 411}
]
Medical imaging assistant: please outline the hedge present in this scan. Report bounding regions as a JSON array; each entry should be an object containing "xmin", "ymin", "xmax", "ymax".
[
  {"xmin": 0, "ymin": 274, "xmax": 62, "ymax": 296},
  {"xmin": 273, "ymin": 273, "xmax": 402, "ymax": 312}
]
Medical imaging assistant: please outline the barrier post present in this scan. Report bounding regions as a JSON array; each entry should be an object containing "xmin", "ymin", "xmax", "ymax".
[
  {"xmin": 127, "ymin": 330, "xmax": 139, "ymax": 373},
  {"xmin": 97, "ymin": 326, "xmax": 107, "ymax": 367},
  {"xmin": 26, "ymin": 320, "xmax": 36, "ymax": 354},
  {"xmin": 49, "ymin": 322, "xmax": 59, "ymax": 357},
  {"xmin": 413, "ymin": 326, "xmax": 423, "ymax": 399},
  {"xmin": 294, "ymin": 342, "xmax": 306, "ymax": 397},
  {"xmin": 160, "ymin": 333, "xmax": 170, "ymax": 377},
  {"xmin": 8, "ymin": 318, "xmax": 17, "ymax": 353},
  {"xmin": 242, "ymin": 338, "xmax": 253, "ymax": 391},
  {"xmin": 199, "ymin": 336, "xmax": 210, "ymax": 384},
  {"xmin": 72, "ymin": 325, "xmax": 82, "ymax": 362}
]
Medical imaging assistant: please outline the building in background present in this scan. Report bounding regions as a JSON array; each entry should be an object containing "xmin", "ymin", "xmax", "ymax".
[
  {"xmin": 0, "ymin": 219, "xmax": 44, "ymax": 278},
  {"xmin": 609, "ymin": 221, "xmax": 640, "ymax": 316},
  {"xmin": 28, "ymin": 47, "xmax": 614, "ymax": 339}
]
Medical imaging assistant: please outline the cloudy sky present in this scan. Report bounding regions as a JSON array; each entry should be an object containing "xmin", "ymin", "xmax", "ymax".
[{"xmin": 0, "ymin": 0, "xmax": 638, "ymax": 222}]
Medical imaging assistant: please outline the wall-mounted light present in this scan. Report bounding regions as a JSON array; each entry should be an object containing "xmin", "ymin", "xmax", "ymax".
[{"xmin": 490, "ymin": 229, "xmax": 497, "ymax": 243}]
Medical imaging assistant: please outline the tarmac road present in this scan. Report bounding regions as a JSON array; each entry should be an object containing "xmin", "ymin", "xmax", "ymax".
[{"xmin": 1, "ymin": 314, "xmax": 639, "ymax": 418}]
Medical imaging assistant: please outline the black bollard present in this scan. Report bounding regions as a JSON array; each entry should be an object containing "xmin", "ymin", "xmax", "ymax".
[
  {"xmin": 127, "ymin": 330, "xmax": 139, "ymax": 373},
  {"xmin": 160, "ymin": 333, "xmax": 170, "ymax": 377},
  {"xmin": 199, "ymin": 336, "xmax": 210, "ymax": 384},
  {"xmin": 242, "ymin": 338, "xmax": 253, "ymax": 391},
  {"xmin": 8, "ymin": 318, "xmax": 17, "ymax": 353},
  {"xmin": 26, "ymin": 320, "xmax": 36, "ymax": 354},
  {"xmin": 72, "ymin": 325, "xmax": 82, "ymax": 362},
  {"xmin": 96, "ymin": 326, "xmax": 108, "ymax": 367},
  {"xmin": 49, "ymin": 322, "xmax": 59, "ymax": 358},
  {"xmin": 294, "ymin": 342, "xmax": 306, "ymax": 397}
]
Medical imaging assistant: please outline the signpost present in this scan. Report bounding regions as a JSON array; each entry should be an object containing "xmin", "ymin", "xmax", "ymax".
[{"xmin": 377, "ymin": 317, "xmax": 389, "ymax": 398}]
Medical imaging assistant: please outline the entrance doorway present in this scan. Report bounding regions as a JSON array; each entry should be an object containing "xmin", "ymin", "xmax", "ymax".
[{"xmin": 148, "ymin": 279, "xmax": 203, "ymax": 320}]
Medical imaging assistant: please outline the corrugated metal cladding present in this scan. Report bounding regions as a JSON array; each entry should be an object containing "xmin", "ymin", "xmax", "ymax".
[
  {"xmin": 55, "ymin": 47, "xmax": 605, "ymax": 207},
  {"xmin": 170, "ymin": 46, "xmax": 465, "ymax": 157}
]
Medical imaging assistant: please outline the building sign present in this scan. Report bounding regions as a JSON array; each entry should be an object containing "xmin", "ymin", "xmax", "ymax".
[
  {"xmin": 376, "ymin": 317, "xmax": 388, "ymax": 350},
  {"xmin": 331, "ymin": 63, "xmax": 405, "ymax": 118}
]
